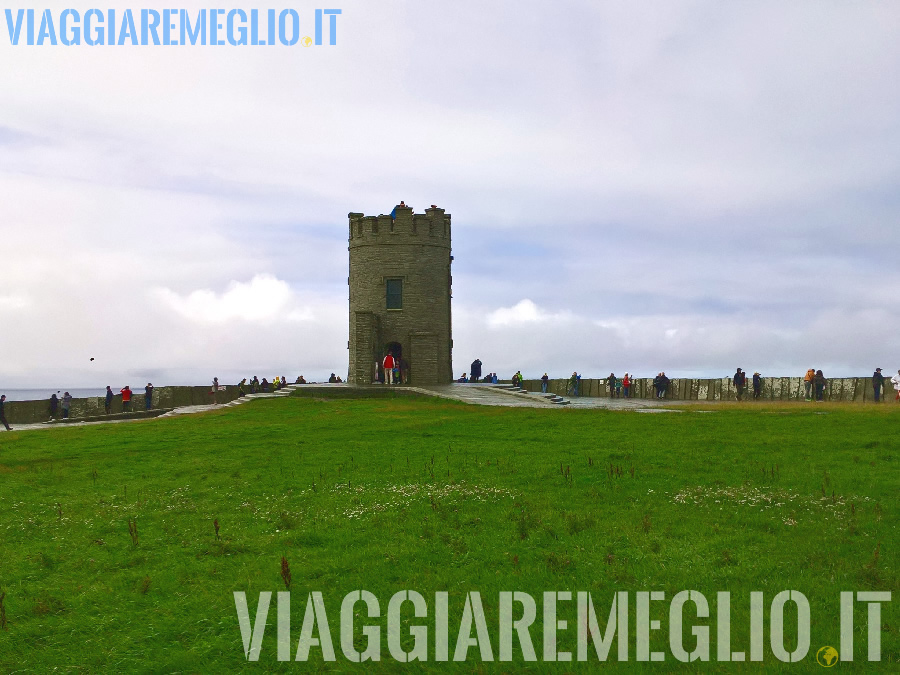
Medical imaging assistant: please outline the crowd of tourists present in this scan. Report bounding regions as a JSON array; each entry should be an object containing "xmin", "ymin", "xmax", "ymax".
[
  {"xmin": 235, "ymin": 374, "xmax": 313, "ymax": 397},
  {"xmin": 2, "ymin": 364, "xmax": 899, "ymax": 432},
  {"xmin": 0, "ymin": 383, "xmax": 155, "ymax": 430},
  {"xmin": 452, "ymin": 362, "xmax": 900, "ymax": 403},
  {"xmin": 0, "ymin": 375, "xmax": 318, "ymax": 430}
]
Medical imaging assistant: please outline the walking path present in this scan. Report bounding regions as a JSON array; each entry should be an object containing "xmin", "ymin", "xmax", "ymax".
[
  {"xmin": 1, "ymin": 382, "xmax": 689, "ymax": 435},
  {"xmin": 410, "ymin": 383, "xmax": 686, "ymax": 410},
  {"xmin": 2, "ymin": 388, "xmax": 297, "ymax": 433}
]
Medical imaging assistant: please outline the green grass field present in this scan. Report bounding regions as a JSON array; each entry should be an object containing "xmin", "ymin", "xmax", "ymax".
[{"xmin": 0, "ymin": 393, "xmax": 896, "ymax": 672}]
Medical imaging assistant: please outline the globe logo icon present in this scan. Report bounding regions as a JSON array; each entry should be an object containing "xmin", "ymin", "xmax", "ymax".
[
  {"xmin": 816, "ymin": 645, "xmax": 839, "ymax": 667},
  {"xmin": 301, "ymin": 36, "xmax": 313, "ymax": 47}
]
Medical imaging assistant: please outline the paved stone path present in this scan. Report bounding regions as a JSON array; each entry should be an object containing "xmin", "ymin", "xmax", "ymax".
[
  {"xmin": 413, "ymin": 384, "xmax": 688, "ymax": 410},
  {"xmin": 1, "ymin": 382, "xmax": 693, "ymax": 435},
  {"xmin": 2, "ymin": 388, "xmax": 297, "ymax": 433},
  {"xmin": 405, "ymin": 385, "xmax": 548, "ymax": 407},
  {"xmin": 563, "ymin": 395, "xmax": 688, "ymax": 411}
]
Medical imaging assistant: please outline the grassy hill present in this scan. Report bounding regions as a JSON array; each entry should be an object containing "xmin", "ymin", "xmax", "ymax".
[{"xmin": 0, "ymin": 393, "xmax": 896, "ymax": 671}]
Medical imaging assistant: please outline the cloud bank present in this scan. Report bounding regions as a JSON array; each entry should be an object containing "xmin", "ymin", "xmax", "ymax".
[{"xmin": 1, "ymin": 1, "xmax": 898, "ymax": 386}]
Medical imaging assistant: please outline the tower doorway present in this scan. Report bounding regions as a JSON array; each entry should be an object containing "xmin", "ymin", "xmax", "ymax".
[{"xmin": 384, "ymin": 342, "xmax": 405, "ymax": 384}]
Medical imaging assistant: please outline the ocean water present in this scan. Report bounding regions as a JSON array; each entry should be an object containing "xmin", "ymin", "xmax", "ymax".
[{"xmin": 1, "ymin": 388, "xmax": 109, "ymax": 402}]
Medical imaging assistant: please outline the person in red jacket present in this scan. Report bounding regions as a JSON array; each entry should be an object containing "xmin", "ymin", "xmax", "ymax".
[
  {"xmin": 383, "ymin": 352, "xmax": 395, "ymax": 385},
  {"xmin": 622, "ymin": 373, "xmax": 631, "ymax": 398},
  {"xmin": 120, "ymin": 385, "xmax": 132, "ymax": 412}
]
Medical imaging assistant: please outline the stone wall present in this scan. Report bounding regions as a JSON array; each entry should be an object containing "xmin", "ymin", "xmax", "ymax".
[
  {"xmin": 3, "ymin": 386, "xmax": 240, "ymax": 425},
  {"xmin": 6, "ymin": 377, "xmax": 892, "ymax": 424},
  {"xmin": 519, "ymin": 377, "xmax": 897, "ymax": 402}
]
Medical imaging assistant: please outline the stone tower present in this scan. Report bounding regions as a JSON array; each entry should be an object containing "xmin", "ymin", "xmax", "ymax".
[{"xmin": 348, "ymin": 204, "xmax": 452, "ymax": 385}]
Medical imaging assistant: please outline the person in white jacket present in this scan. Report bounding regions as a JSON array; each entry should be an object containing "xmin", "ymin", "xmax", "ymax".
[{"xmin": 892, "ymin": 370, "xmax": 900, "ymax": 401}]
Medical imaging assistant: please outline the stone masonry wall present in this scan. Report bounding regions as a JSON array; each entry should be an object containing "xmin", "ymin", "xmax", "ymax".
[{"xmin": 348, "ymin": 206, "xmax": 452, "ymax": 385}]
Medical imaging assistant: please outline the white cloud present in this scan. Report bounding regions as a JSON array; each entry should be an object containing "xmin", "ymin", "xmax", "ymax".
[
  {"xmin": 151, "ymin": 274, "xmax": 305, "ymax": 323},
  {"xmin": 0, "ymin": 294, "xmax": 30, "ymax": 311},
  {"xmin": 1, "ymin": 2, "xmax": 899, "ymax": 385},
  {"xmin": 487, "ymin": 299, "xmax": 574, "ymax": 327}
]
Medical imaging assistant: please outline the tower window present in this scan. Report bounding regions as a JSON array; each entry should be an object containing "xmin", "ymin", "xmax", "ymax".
[{"xmin": 386, "ymin": 278, "xmax": 403, "ymax": 309}]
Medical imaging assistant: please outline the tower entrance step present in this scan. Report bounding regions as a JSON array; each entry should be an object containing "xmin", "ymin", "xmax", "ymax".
[{"xmin": 488, "ymin": 383, "xmax": 571, "ymax": 405}]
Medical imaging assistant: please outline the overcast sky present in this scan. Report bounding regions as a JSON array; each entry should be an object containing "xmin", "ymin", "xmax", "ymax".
[{"xmin": 1, "ymin": 1, "xmax": 898, "ymax": 387}]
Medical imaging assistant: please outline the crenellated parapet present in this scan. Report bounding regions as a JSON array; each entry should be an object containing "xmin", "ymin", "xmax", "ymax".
[{"xmin": 348, "ymin": 206, "xmax": 451, "ymax": 247}]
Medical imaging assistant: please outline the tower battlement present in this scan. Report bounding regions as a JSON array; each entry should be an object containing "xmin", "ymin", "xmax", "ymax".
[{"xmin": 348, "ymin": 206, "xmax": 451, "ymax": 246}]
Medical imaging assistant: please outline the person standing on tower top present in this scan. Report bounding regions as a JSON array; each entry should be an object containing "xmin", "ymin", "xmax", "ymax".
[
  {"xmin": 383, "ymin": 351, "xmax": 395, "ymax": 385},
  {"xmin": 390, "ymin": 201, "xmax": 409, "ymax": 220}
]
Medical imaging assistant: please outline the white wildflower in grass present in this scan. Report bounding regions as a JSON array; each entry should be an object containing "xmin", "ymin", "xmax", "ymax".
[
  {"xmin": 670, "ymin": 483, "xmax": 862, "ymax": 526},
  {"xmin": 316, "ymin": 481, "xmax": 520, "ymax": 521}
]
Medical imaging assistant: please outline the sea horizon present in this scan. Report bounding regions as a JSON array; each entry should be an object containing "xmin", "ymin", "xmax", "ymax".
[
  {"xmin": 0, "ymin": 388, "xmax": 123, "ymax": 402},
  {"xmin": 0, "ymin": 386, "xmax": 216, "ymax": 402}
]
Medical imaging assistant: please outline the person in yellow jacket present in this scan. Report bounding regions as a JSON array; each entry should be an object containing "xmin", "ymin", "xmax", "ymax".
[{"xmin": 804, "ymin": 368, "xmax": 815, "ymax": 401}]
